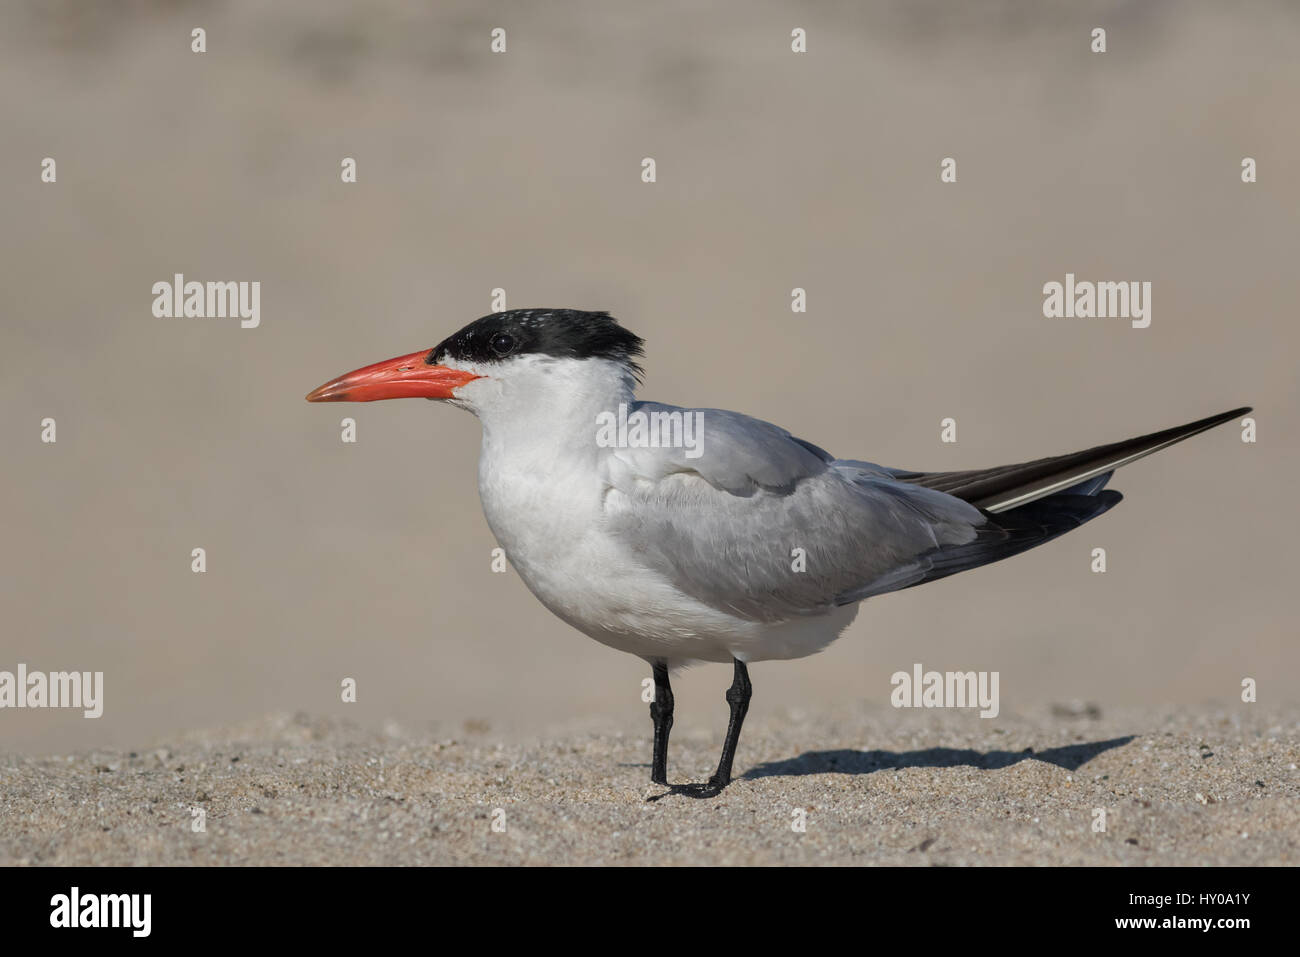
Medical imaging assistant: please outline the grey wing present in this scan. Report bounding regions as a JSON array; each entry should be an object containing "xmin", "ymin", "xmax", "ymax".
[{"xmin": 603, "ymin": 404, "xmax": 988, "ymax": 622}]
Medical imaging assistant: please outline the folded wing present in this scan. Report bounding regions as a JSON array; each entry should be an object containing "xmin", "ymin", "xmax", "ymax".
[
  {"xmin": 603, "ymin": 404, "xmax": 987, "ymax": 621},
  {"xmin": 602, "ymin": 404, "xmax": 1248, "ymax": 622},
  {"xmin": 889, "ymin": 407, "xmax": 1249, "ymax": 512}
]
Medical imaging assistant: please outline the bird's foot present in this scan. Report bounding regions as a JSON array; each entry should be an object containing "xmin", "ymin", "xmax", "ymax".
[{"xmin": 646, "ymin": 776, "xmax": 729, "ymax": 802}]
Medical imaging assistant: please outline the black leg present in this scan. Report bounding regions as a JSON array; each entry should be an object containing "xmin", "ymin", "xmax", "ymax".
[
  {"xmin": 649, "ymin": 660, "xmax": 673, "ymax": 785},
  {"xmin": 648, "ymin": 657, "xmax": 752, "ymax": 801},
  {"xmin": 709, "ymin": 658, "xmax": 752, "ymax": 789}
]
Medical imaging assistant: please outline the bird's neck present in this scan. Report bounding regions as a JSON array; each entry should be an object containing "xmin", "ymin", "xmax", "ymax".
[{"xmin": 475, "ymin": 357, "xmax": 637, "ymax": 464}]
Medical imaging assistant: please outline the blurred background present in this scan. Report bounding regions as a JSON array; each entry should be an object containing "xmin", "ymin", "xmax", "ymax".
[{"xmin": 2, "ymin": 0, "xmax": 1296, "ymax": 753}]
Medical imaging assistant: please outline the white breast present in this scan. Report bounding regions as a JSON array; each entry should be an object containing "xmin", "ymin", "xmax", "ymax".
[{"xmin": 456, "ymin": 354, "xmax": 856, "ymax": 664}]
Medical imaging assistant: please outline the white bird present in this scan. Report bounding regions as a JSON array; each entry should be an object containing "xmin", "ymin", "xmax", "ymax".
[{"xmin": 307, "ymin": 309, "xmax": 1248, "ymax": 797}]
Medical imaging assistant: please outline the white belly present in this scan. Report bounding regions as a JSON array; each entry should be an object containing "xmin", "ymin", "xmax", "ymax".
[{"xmin": 476, "ymin": 449, "xmax": 859, "ymax": 664}]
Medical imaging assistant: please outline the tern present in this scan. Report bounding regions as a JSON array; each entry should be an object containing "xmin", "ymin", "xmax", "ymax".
[{"xmin": 307, "ymin": 309, "xmax": 1248, "ymax": 797}]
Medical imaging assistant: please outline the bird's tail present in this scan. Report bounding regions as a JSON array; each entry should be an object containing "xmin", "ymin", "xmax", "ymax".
[
  {"xmin": 882, "ymin": 407, "xmax": 1249, "ymax": 593},
  {"xmin": 895, "ymin": 486, "xmax": 1123, "ymax": 592},
  {"xmin": 892, "ymin": 406, "xmax": 1250, "ymax": 513}
]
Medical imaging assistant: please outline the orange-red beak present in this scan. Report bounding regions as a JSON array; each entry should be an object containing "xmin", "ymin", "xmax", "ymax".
[{"xmin": 305, "ymin": 350, "xmax": 482, "ymax": 402}]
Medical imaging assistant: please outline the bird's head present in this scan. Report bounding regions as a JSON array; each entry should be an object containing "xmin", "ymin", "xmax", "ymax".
[{"xmin": 305, "ymin": 309, "xmax": 645, "ymax": 417}]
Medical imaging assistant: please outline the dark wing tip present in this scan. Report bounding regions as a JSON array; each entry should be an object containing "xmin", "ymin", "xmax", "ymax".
[
  {"xmin": 901, "ymin": 406, "xmax": 1253, "ymax": 514},
  {"xmin": 1210, "ymin": 406, "xmax": 1252, "ymax": 420}
]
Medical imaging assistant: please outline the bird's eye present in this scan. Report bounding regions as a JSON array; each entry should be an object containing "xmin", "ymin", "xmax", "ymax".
[{"xmin": 489, "ymin": 333, "xmax": 516, "ymax": 356}]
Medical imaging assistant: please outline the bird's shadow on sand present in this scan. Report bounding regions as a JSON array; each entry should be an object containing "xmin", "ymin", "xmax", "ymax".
[{"xmin": 742, "ymin": 735, "xmax": 1135, "ymax": 779}]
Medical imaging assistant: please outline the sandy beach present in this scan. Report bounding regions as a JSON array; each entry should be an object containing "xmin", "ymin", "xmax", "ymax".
[{"xmin": 4, "ymin": 705, "xmax": 1295, "ymax": 866}]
